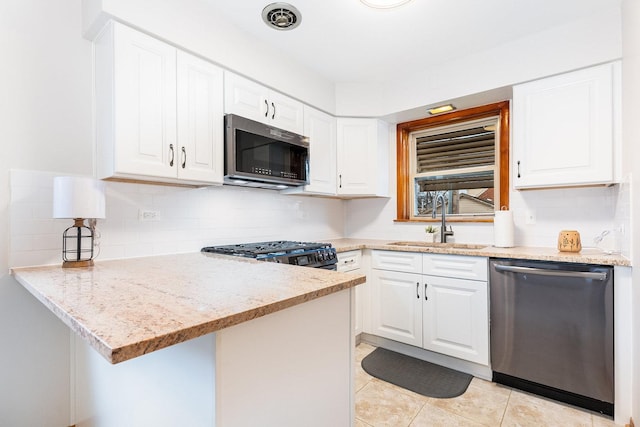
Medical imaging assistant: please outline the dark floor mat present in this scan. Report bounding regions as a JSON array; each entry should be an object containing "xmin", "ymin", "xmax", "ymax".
[{"xmin": 361, "ymin": 347, "xmax": 472, "ymax": 398}]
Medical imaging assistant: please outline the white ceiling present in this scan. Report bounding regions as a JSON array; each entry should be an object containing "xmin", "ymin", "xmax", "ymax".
[{"xmin": 205, "ymin": 0, "xmax": 620, "ymax": 84}]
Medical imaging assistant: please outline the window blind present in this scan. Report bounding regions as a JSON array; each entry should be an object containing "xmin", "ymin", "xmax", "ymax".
[
  {"xmin": 417, "ymin": 171, "xmax": 494, "ymax": 192},
  {"xmin": 415, "ymin": 127, "xmax": 495, "ymax": 174}
]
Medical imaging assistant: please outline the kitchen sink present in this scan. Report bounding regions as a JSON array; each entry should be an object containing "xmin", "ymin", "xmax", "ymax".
[{"xmin": 385, "ymin": 241, "xmax": 487, "ymax": 250}]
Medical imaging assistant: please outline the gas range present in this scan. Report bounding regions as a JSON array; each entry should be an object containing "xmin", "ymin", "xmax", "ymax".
[{"xmin": 201, "ymin": 241, "xmax": 337, "ymax": 270}]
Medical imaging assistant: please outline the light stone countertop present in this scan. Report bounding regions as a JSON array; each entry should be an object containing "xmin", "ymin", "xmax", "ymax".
[
  {"xmin": 325, "ymin": 238, "xmax": 631, "ymax": 267},
  {"xmin": 11, "ymin": 252, "xmax": 365, "ymax": 364}
]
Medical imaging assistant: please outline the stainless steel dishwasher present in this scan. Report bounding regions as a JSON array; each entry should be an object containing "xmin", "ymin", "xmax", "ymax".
[{"xmin": 489, "ymin": 259, "xmax": 614, "ymax": 415}]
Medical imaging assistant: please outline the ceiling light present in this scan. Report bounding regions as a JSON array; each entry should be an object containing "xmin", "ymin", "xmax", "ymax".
[
  {"xmin": 428, "ymin": 104, "xmax": 456, "ymax": 115},
  {"xmin": 262, "ymin": 2, "xmax": 301, "ymax": 30},
  {"xmin": 360, "ymin": 0, "xmax": 413, "ymax": 9}
]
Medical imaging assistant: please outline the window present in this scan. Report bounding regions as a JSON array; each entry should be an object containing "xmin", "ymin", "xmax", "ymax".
[{"xmin": 396, "ymin": 101, "xmax": 510, "ymax": 222}]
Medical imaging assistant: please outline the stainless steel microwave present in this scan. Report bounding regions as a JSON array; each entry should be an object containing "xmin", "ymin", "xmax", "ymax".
[{"xmin": 224, "ymin": 114, "xmax": 309, "ymax": 189}]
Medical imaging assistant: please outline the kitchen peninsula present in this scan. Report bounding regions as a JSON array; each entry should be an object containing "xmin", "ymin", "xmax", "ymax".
[{"xmin": 11, "ymin": 252, "xmax": 365, "ymax": 426}]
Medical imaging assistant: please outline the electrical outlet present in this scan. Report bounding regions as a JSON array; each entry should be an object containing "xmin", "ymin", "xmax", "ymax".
[
  {"xmin": 139, "ymin": 209, "xmax": 160, "ymax": 221},
  {"xmin": 525, "ymin": 210, "xmax": 536, "ymax": 225}
]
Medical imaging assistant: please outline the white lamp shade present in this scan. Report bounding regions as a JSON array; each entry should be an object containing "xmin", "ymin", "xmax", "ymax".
[{"xmin": 53, "ymin": 176, "xmax": 106, "ymax": 219}]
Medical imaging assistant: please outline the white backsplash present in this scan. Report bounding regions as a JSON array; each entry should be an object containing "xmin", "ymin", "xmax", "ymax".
[
  {"xmin": 509, "ymin": 184, "xmax": 627, "ymax": 250},
  {"xmin": 9, "ymin": 170, "xmax": 345, "ymax": 267},
  {"xmin": 345, "ymin": 183, "xmax": 630, "ymax": 255},
  {"xmin": 9, "ymin": 169, "xmax": 631, "ymax": 268}
]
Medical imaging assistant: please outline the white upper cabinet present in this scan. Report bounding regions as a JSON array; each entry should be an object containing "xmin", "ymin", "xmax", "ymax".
[
  {"xmin": 176, "ymin": 51, "xmax": 224, "ymax": 183},
  {"xmin": 336, "ymin": 118, "xmax": 389, "ymax": 197},
  {"xmin": 94, "ymin": 21, "xmax": 224, "ymax": 186},
  {"xmin": 513, "ymin": 62, "xmax": 620, "ymax": 189},
  {"xmin": 96, "ymin": 22, "xmax": 177, "ymax": 181},
  {"xmin": 224, "ymin": 72, "xmax": 304, "ymax": 134},
  {"xmin": 284, "ymin": 106, "xmax": 337, "ymax": 196}
]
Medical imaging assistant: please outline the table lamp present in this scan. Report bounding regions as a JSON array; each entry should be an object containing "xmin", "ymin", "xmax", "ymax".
[{"xmin": 53, "ymin": 176, "xmax": 106, "ymax": 268}]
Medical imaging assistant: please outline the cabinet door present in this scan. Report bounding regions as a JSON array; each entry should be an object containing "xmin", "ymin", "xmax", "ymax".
[
  {"xmin": 302, "ymin": 107, "xmax": 336, "ymax": 194},
  {"xmin": 423, "ymin": 275, "xmax": 489, "ymax": 365},
  {"xmin": 269, "ymin": 91, "xmax": 304, "ymax": 134},
  {"xmin": 224, "ymin": 72, "xmax": 268, "ymax": 123},
  {"xmin": 370, "ymin": 269, "xmax": 422, "ymax": 347},
  {"xmin": 336, "ymin": 118, "xmax": 389, "ymax": 196},
  {"xmin": 223, "ymin": 72, "xmax": 303, "ymax": 134},
  {"xmin": 177, "ymin": 51, "xmax": 224, "ymax": 184},
  {"xmin": 513, "ymin": 63, "xmax": 615, "ymax": 189},
  {"xmin": 112, "ymin": 24, "xmax": 177, "ymax": 178}
]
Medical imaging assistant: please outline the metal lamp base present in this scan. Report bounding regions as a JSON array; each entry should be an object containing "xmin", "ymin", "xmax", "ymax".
[{"xmin": 61, "ymin": 218, "xmax": 96, "ymax": 268}]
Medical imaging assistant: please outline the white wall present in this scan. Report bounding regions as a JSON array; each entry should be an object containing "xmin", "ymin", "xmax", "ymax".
[
  {"xmin": 336, "ymin": 5, "xmax": 622, "ymax": 118},
  {"xmin": 2, "ymin": 0, "xmax": 634, "ymax": 425},
  {"xmin": 10, "ymin": 170, "xmax": 344, "ymax": 268},
  {"xmin": 82, "ymin": 0, "xmax": 337, "ymax": 114},
  {"xmin": 341, "ymin": 2, "xmax": 628, "ymax": 253},
  {"xmin": 622, "ymin": 0, "xmax": 640, "ymax": 421},
  {"xmin": 344, "ymin": 127, "xmax": 626, "ymax": 250},
  {"xmin": 0, "ymin": 0, "xmax": 92, "ymax": 425},
  {"xmin": 1, "ymin": 1, "xmax": 344, "ymax": 424}
]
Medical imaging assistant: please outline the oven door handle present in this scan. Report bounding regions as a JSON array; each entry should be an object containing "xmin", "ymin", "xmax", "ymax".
[{"xmin": 494, "ymin": 264, "xmax": 608, "ymax": 281}]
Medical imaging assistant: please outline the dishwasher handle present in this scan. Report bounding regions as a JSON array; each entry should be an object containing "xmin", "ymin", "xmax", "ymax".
[{"xmin": 494, "ymin": 264, "xmax": 608, "ymax": 281}]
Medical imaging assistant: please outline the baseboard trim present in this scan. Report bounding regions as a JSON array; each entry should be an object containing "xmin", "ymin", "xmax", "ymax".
[{"xmin": 359, "ymin": 333, "xmax": 492, "ymax": 380}]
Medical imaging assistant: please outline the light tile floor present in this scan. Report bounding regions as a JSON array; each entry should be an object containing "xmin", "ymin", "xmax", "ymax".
[{"xmin": 355, "ymin": 343, "xmax": 619, "ymax": 427}]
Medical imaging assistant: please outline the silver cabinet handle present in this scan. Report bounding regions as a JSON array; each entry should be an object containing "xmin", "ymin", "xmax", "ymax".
[
  {"xmin": 169, "ymin": 144, "xmax": 175, "ymax": 167},
  {"xmin": 339, "ymin": 174, "xmax": 342, "ymax": 188},
  {"xmin": 181, "ymin": 147, "xmax": 186, "ymax": 169},
  {"xmin": 517, "ymin": 160, "xmax": 521, "ymax": 178},
  {"xmin": 264, "ymin": 99, "xmax": 269, "ymax": 118},
  {"xmin": 416, "ymin": 282, "xmax": 420, "ymax": 299},
  {"xmin": 494, "ymin": 264, "xmax": 608, "ymax": 281},
  {"xmin": 424, "ymin": 283, "xmax": 428, "ymax": 300},
  {"xmin": 271, "ymin": 102, "xmax": 276, "ymax": 120}
]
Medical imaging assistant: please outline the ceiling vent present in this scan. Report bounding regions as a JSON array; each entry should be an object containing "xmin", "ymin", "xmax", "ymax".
[{"xmin": 262, "ymin": 3, "xmax": 301, "ymax": 31}]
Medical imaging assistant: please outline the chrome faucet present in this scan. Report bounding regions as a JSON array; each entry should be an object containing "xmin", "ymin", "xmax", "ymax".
[{"xmin": 432, "ymin": 193, "xmax": 454, "ymax": 243}]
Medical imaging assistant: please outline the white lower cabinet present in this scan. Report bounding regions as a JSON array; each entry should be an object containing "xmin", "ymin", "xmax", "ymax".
[
  {"xmin": 422, "ymin": 274, "xmax": 489, "ymax": 365},
  {"xmin": 370, "ymin": 269, "xmax": 423, "ymax": 347},
  {"xmin": 371, "ymin": 250, "xmax": 489, "ymax": 365},
  {"xmin": 337, "ymin": 250, "xmax": 364, "ymax": 335}
]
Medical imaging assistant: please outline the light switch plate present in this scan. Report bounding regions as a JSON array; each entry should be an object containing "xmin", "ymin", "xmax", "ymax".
[
  {"xmin": 525, "ymin": 210, "xmax": 536, "ymax": 224},
  {"xmin": 139, "ymin": 209, "xmax": 160, "ymax": 221}
]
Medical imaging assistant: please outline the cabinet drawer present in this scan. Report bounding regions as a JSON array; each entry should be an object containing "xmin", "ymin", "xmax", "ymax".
[
  {"xmin": 337, "ymin": 250, "xmax": 361, "ymax": 272},
  {"xmin": 372, "ymin": 251, "xmax": 422, "ymax": 274},
  {"xmin": 423, "ymin": 255, "xmax": 487, "ymax": 281}
]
